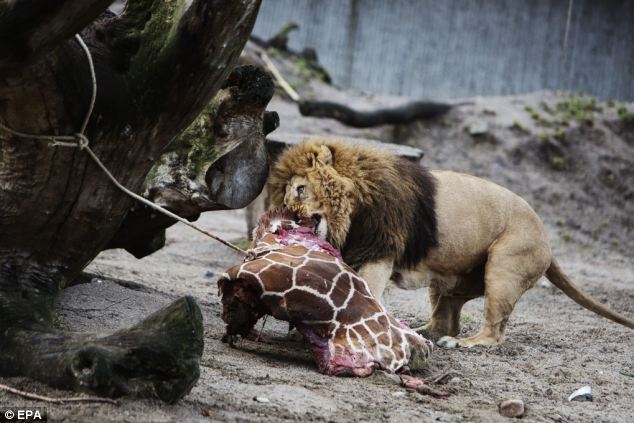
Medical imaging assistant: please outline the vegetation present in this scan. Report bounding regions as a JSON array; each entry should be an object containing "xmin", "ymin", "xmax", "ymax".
[
  {"xmin": 617, "ymin": 106, "xmax": 634, "ymax": 123},
  {"xmin": 551, "ymin": 156, "xmax": 565, "ymax": 171}
]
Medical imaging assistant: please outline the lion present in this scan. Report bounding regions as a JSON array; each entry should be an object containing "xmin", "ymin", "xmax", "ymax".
[{"xmin": 268, "ymin": 139, "xmax": 634, "ymax": 348}]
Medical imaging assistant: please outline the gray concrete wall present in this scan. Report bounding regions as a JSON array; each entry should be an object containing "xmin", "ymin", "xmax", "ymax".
[{"xmin": 253, "ymin": 0, "xmax": 634, "ymax": 100}]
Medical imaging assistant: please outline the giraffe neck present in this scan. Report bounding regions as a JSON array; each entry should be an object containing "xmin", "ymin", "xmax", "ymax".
[{"xmin": 251, "ymin": 218, "xmax": 342, "ymax": 260}]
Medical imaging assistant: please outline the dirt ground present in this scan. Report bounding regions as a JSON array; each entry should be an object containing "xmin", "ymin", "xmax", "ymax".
[{"xmin": 1, "ymin": 88, "xmax": 633, "ymax": 422}]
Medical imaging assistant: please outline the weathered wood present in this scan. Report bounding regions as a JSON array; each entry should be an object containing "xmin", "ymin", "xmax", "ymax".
[
  {"xmin": 107, "ymin": 65, "xmax": 277, "ymax": 257},
  {"xmin": 0, "ymin": 0, "xmax": 114, "ymax": 73},
  {"xmin": 0, "ymin": 296, "xmax": 203, "ymax": 404},
  {"xmin": 298, "ymin": 100, "xmax": 453, "ymax": 128},
  {"xmin": 0, "ymin": 0, "xmax": 263, "ymax": 402}
]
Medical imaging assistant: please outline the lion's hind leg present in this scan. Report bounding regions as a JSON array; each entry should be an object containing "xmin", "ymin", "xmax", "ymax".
[
  {"xmin": 437, "ymin": 236, "xmax": 549, "ymax": 349},
  {"xmin": 415, "ymin": 287, "xmax": 470, "ymax": 340}
]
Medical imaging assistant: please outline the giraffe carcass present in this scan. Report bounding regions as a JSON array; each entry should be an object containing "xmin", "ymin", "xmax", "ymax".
[{"xmin": 218, "ymin": 209, "xmax": 435, "ymax": 379}]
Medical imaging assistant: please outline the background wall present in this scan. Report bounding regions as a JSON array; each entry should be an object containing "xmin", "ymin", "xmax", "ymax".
[{"xmin": 253, "ymin": 0, "xmax": 634, "ymax": 100}]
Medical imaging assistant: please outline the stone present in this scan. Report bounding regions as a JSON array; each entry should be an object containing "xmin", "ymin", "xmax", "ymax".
[
  {"xmin": 468, "ymin": 119, "xmax": 489, "ymax": 136},
  {"xmin": 498, "ymin": 399, "xmax": 525, "ymax": 418},
  {"xmin": 568, "ymin": 385, "xmax": 592, "ymax": 402}
]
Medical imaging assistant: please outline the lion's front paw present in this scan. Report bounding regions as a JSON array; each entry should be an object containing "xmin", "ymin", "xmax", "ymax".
[
  {"xmin": 436, "ymin": 336, "xmax": 465, "ymax": 349},
  {"xmin": 437, "ymin": 334, "xmax": 501, "ymax": 348}
]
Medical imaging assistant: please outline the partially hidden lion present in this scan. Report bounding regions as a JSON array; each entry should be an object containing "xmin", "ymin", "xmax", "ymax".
[{"xmin": 268, "ymin": 139, "xmax": 634, "ymax": 348}]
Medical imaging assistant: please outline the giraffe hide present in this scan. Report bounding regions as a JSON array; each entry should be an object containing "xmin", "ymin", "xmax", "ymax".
[{"xmin": 218, "ymin": 209, "xmax": 434, "ymax": 378}]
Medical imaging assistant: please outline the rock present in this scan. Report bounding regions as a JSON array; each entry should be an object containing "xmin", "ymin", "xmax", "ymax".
[
  {"xmin": 468, "ymin": 119, "xmax": 489, "ymax": 136},
  {"xmin": 391, "ymin": 391, "xmax": 407, "ymax": 398},
  {"xmin": 568, "ymin": 385, "xmax": 592, "ymax": 402},
  {"xmin": 254, "ymin": 396, "xmax": 270, "ymax": 403},
  {"xmin": 498, "ymin": 399, "xmax": 525, "ymax": 418}
]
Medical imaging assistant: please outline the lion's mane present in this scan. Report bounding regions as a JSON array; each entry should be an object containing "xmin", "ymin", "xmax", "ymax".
[{"xmin": 269, "ymin": 139, "xmax": 438, "ymax": 270}]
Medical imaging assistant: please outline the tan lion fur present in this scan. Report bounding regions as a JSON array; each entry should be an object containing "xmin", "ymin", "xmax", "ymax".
[
  {"xmin": 269, "ymin": 140, "xmax": 438, "ymax": 269},
  {"xmin": 268, "ymin": 139, "xmax": 634, "ymax": 348}
]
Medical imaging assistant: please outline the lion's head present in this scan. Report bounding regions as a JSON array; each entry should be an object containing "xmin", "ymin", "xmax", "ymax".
[
  {"xmin": 269, "ymin": 141, "xmax": 356, "ymax": 248},
  {"xmin": 269, "ymin": 139, "xmax": 438, "ymax": 270}
]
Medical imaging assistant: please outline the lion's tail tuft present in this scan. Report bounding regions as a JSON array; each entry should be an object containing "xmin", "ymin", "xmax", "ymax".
[{"xmin": 546, "ymin": 258, "xmax": 634, "ymax": 329}]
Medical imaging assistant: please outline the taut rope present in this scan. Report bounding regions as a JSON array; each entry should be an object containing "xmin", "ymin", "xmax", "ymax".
[{"xmin": 0, "ymin": 34, "xmax": 247, "ymax": 256}]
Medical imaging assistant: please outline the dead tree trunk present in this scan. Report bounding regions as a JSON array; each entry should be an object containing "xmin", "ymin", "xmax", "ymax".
[{"xmin": 0, "ymin": 0, "xmax": 263, "ymax": 403}]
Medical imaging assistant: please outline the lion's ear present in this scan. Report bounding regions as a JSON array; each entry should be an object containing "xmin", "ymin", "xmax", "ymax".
[{"xmin": 315, "ymin": 145, "xmax": 333, "ymax": 166}]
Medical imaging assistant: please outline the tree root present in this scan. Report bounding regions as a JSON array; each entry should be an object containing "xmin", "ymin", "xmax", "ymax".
[{"xmin": 0, "ymin": 296, "xmax": 203, "ymax": 404}]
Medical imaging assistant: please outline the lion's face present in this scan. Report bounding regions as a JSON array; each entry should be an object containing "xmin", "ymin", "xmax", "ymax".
[
  {"xmin": 284, "ymin": 175, "xmax": 323, "ymax": 215},
  {"xmin": 271, "ymin": 143, "xmax": 356, "ymax": 248},
  {"xmin": 283, "ymin": 175, "xmax": 329, "ymax": 240}
]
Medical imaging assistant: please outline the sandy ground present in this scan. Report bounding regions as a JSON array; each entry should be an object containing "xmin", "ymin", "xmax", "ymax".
[{"xmin": 1, "ymin": 88, "xmax": 632, "ymax": 422}]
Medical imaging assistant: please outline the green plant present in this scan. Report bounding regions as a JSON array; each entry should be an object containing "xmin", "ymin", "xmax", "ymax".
[
  {"xmin": 52, "ymin": 312, "xmax": 64, "ymax": 330},
  {"xmin": 559, "ymin": 231, "xmax": 572, "ymax": 242},
  {"xmin": 556, "ymin": 94, "xmax": 598, "ymax": 123},
  {"xmin": 525, "ymin": 105, "xmax": 542, "ymax": 122},
  {"xmin": 540, "ymin": 101, "xmax": 554, "ymax": 114},
  {"xmin": 551, "ymin": 156, "xmax": 565, "ymax": 170},
  {"xmin": 553, "ymin": 128, "xmax": 566, "ymax": 142},
  {"xmin": 461, "ymin": 315, "xmax": 475, "ymax": 324},
  {"xmin": 617, "ymin": 106, "xmax": 634, "ymax": 123},
  {"xmin": 440, "ymin": 117, "xmax": 452, "ymax": 128},
  {"xmin": 510, "ymin": 120, "xmax": 529, "ymax": 134}
]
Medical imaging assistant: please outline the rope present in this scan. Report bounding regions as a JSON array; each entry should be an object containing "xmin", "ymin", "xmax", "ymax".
[
  {"xmin": 256, "ymin": 315, "xmax": 268, "ymax": 341},
  {"xmin": 0, "ymin": 34, "xmax": 247, "ymax": 256},
  {"xmin": 0, "ymin": 382, "xmax": 119, "ymax": 405},
  {"xmin": 562, "ymin": 0, "xmax": 574, "ymax": 62},
  {"xmin": 75, "ymin": 35, "xmax": 97, "ymax": 135},
  {"xmin": 252, "ymin": 43, "xmax": 301, "ymax": 102}
]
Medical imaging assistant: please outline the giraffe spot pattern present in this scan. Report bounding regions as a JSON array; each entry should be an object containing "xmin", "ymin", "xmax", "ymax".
[{"xmin": 219, "ymin": 211, "xmax": 434, "ymax": 375}]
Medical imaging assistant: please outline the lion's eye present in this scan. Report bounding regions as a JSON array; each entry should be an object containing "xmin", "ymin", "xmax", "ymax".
[{"xmin": 297, "ymin": 185, "xmax": 305, "ymax": 196}]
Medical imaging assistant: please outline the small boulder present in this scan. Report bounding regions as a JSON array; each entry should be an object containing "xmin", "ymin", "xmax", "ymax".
[
  {"xmin": 498, "ymin": 399, "xmax": 525, "ymax": 418},
  {"xmin": 568, "ymin": 385, "xmax": 592, "ymax": 402},
  {"xmin": 468, "ymin": 119, "xmax": 489, "ymax": 136}
]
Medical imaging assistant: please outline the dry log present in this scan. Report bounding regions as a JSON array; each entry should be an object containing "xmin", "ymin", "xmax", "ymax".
[
  {"xmin": 298, "ymin": 100, "xmax": 453, "ymax": 128},
  {"xmin": 107, "ymin": 65, "xmax": 278, "ymax": 258},
  {"xmin": 0, "ymin": 0, "xmax": 263, "ymax": 402}
]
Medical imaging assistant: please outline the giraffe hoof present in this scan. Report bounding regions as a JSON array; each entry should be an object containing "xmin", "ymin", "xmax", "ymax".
[{"xmin": 436, "ymin": 336, "xmax": 464, "ymax": 349}]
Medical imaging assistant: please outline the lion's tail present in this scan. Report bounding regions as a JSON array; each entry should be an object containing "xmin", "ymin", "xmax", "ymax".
[{"xmin": 546, "ymin": 258, "xmax": 634, "ymax": 329}]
